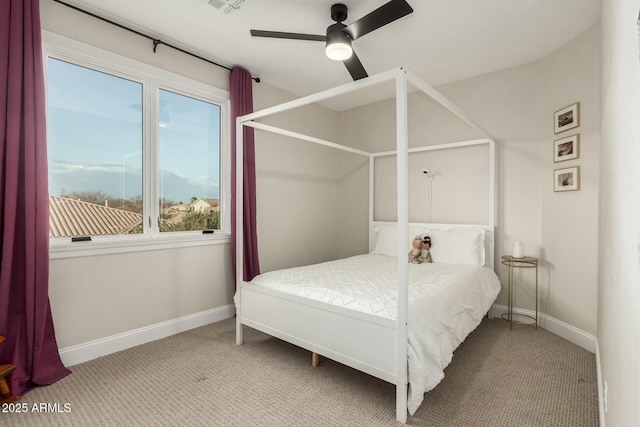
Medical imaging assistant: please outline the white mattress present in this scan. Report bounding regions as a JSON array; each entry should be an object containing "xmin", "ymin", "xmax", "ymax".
[{"xmin": 248, "ymin": 254, "xmax": 501, "ymax": 414}]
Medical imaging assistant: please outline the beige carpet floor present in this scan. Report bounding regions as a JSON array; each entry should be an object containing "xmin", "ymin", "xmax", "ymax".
[{"xmin": 2, "ymin": 317, "xmax": 598, "ymax": 426}]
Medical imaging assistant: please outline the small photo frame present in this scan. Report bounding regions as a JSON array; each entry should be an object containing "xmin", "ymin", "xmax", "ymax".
[
  {"xmin": 553, "ymin": 134, "xmax": 580, "ymax": 163},
  {"xmin": 554, "ymin": 166, "xmax": 580, "ymax": 192},
  {"xmin": 554, "ymin": 102, "xmax": 580, "ymax": 134}
]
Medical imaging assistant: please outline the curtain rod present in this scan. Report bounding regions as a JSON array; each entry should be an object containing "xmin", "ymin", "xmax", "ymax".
[{"xmin": 52, "ymin": 0, "xmax": 261, "ymax": 83}]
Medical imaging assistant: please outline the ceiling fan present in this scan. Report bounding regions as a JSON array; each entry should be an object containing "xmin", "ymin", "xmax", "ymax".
[{"xmin": 250, "ymin": 0, "xmax": 413, "ymax": 81}]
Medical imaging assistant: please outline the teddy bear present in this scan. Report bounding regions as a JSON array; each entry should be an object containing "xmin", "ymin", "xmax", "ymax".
[
  {"xmin": 408, "ymin": 236, "xmax": 422, "ymax": 264},
  {"xmin": 420, "ymin": 235, "xmax": 432, "ymax": 263}
]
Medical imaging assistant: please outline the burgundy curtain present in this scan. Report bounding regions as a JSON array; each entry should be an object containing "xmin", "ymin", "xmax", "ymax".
[
  {"xmin": 0, "ymin": 0, "xmax": 71, "ymax": 395},
  {"xmin": 230, "ymin": 67, "xmax": 260, "ymax": 282}
]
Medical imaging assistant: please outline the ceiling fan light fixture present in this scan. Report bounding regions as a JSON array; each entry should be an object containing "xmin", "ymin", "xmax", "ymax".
[
  {"xmin": 326, "ymin": 41, "xmax": 352, "ymax": 61},
  {"xmin": 325, "ymin": 30, "xmax": 352, "ymax": 61}
]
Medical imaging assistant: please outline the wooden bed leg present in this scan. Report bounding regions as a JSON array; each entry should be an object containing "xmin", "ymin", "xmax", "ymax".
[{"xmin": 311, "ymin": 352, "xmax": 320, "ymax": 367}]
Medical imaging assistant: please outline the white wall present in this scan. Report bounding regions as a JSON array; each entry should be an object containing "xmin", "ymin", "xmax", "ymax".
[
  {"xmin": 49, "ymin": 246, "xmax": 233, "ymax": 348},
  {"xmin": 359, "ymin": 139, "xmax": 490, "ymax": 224},
  {"xmin": 336, "ymin": 91, "xmax": 494, "ymax": 259},
  {"xmin": 252, "ymin": 84, "xmax": 343, "ymax": 272},
  {"xmin": 336, "ymin": 26, "xmax": 601, "ymax": 339},
  {"xmin": 540, "ymin": 28, "xmax": 601, "ymax": 335},
  {"xmin": 599, "ymin": 0, "xmax": 640, "ymax": 425}
]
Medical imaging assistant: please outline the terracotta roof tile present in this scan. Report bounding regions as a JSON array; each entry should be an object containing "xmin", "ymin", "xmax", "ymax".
[{"xmin": 49, "ymin": 195, "xmax": 142, "ymax": 238}]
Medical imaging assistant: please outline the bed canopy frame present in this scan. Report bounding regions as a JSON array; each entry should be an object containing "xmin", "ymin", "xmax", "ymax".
[{"xmin": 235, "ymin": 67, "xmax": 496, "ymax": 423}]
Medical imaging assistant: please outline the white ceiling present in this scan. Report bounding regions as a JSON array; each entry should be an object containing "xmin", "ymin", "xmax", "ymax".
[{"xmin": 65, "ymin": 0, "xmax": 600, "ymax": 110}]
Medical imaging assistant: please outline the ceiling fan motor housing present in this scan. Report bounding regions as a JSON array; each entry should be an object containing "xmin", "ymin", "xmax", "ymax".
[
  {"xmin": 330, "ymin": 3, "xmax": 348, "ymax": 22},
  {"xmin": 326, "ymin": 22, "xmax": 348, "ymax": 39}
]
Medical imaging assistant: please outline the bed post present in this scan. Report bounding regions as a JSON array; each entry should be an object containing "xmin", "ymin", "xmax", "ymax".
[
  {"xmin": 489, "ymin": 138, "xmax": 496, "ymax": 271},
  {"xmin": 487, "ymin": 138, "xmax": 497, "ymax": 319},
  {"xmin": 368, "ymin": 156, "xmax": 374, "ymax": 251},
  {"xmin": 395, "ymin": 67, "xmax": 409, "ymax": 424},
  {"xmin": 235, "ymin": 116, "xmax": 244, "ymax": 346}
]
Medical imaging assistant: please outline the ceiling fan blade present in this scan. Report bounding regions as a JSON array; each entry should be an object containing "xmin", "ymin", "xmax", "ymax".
[
  {"xmin": 343, "ymin": 51, "xmax": 368, "ymax": 81},
  {"xmin": 344, "ymin": 0, "xmax": 414, "ymax": 41},
  {"xmin": 250, "ymin": 30, "xmax": 326, "ymax": 42}
]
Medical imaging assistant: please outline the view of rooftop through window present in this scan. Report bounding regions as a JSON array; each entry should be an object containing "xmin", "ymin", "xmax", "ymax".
[{"xmin": 47, "ymin": 58, "xmax": 221, "ymax": 238}]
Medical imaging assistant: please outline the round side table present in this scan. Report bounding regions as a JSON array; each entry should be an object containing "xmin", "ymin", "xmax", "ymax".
[{"xmin": 501, "ymin": 255, "xmax": 538, "ymax": 329}]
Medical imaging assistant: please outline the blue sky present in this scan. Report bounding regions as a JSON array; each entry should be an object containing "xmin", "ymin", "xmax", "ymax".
[{"xmin": 47, "ymin": 58, "xmax": 221, "ymax": 204}]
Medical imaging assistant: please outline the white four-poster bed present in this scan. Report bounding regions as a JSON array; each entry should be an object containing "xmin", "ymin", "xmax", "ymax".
[{"xmin": 234, "ymin": 67, "xmax": 499, "ymax": 423}]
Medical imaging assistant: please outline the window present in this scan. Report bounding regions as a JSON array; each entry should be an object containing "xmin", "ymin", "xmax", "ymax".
[
  {"xmin": 158, "ymin": 89, "xmax": 221, "ymax": 232},
  {"xmin": 44, "ymin": 33, "xmax": 230, "ymax": 256},
  {"xmin": 47, "ymin": 58, "xmax": 144, "ymax": 237}
]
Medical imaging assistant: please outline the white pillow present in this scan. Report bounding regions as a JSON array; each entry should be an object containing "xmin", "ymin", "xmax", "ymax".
[
  {"xmin": 371, "ymin": 224, "xmax": 398, "ymax": 257},
  {"xmin": 426, "ymin": 228, "xmax": 485, "ymax": 266}
]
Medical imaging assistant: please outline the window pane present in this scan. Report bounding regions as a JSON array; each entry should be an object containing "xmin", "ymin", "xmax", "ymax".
[
  {"xmin": 158, "ymin": 89, "xmax": 221, "ymax": 232},
  {"xmin": 47, "ymin": 58, "xmax": 143, "ymax": 238}
]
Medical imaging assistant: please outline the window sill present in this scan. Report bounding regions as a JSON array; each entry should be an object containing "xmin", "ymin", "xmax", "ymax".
[{"xmin": 49, "ymin": 232, "xmax": 231, "ymax": 259}]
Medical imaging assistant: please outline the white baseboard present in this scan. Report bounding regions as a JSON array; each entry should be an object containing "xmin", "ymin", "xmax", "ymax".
[
  {"xmin": 595, "ymin": 340, "xmax": 605, "ymax": 427},
  {"xmin": 59, "ymin": 304, "xmax": 236, "ymax": 367},
  {"xmin": 492, "ymin": 304, "xmax": 596, "ymax": 353}
]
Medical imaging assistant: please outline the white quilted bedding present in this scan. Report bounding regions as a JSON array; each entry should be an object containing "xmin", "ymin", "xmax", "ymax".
[{"xmin": 248, "ymin": 254, "xmax": 500, "ymax": 414}]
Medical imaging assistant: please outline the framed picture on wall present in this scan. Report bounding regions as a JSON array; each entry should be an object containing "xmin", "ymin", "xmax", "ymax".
[
  {"xmin": 554, "ymin": 166, "xmax": 580, "ymax": 192},
  {"xmin": 553, "ymin": 134, "xmax": 580, "ymax": 162},
  {"xmin": 554, "ymin": 102, "xmax": 580, "ymax": 134}
]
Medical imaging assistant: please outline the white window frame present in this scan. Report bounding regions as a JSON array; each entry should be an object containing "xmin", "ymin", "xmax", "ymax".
[{"xmin": 43, "ymin": 31, "xmax": 231, "ymax": 259}]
